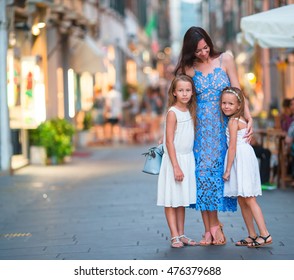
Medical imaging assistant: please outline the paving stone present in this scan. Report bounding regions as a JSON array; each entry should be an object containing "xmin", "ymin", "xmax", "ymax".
[{"xmin": 0, "ymin": 144, "xmax": 293, "ymax": 260}]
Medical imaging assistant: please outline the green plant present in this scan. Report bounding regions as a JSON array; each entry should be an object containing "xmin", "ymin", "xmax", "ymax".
[
  {"xmin": 82, "ymin": 111, "xmax": 93, "ymax": 130},
  {"xmin": 29, "ymin": 118, "xmax": 75, "ymax": 163}
]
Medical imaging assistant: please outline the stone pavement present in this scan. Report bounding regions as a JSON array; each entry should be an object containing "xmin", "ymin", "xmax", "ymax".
[{"xmin": 0, "ymin": 144, "xmax": 294, "ymax": 260}]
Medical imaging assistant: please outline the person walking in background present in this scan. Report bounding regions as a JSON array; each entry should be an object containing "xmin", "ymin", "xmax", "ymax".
[
  {"xmin": 174, "ymin": 26, "xmax": 253, "ymax": 246},
  {"xmin": 157, "ymin": 74, "xmax": 197, "ymax": 248},
  {"xmin": 92, "ymin": 86, "xmax": 106, "ymax": 144},
  {"xmin": 221, "ymin": 87, "xmax": 272, "ymax": 248},
  {"xmin": 126, "ymin": 85, "xmax": 140, "ymax": 127},
  {"xmin": 104, "ymin": 84, "xmax": 123, "ymax": 144}
]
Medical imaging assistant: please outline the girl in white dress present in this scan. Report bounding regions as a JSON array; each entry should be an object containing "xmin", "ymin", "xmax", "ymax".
[
  {"xmin": 221, "ymin": 86, "xmax": 272, "ymax": 248},
  {"xmin": 157, "ymin": 74, "xmax": 197, "ymax": 248}
]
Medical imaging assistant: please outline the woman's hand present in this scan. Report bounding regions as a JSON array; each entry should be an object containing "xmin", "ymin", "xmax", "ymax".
[{"xmin": 244, "ymin": 118, "xmax": 253, "ymax": 143}]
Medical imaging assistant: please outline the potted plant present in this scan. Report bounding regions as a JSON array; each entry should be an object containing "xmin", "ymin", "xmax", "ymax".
[
  {"xmin": 29, "ymin": 118, "xmax": 75, "ymax": 165},
  {"xmin": 77, "ymin": 110, "xmax": 93, "ymax": 147},
  {"xmin": 29, "ymin": 131, "xmax": 47, "ymax": 166}
]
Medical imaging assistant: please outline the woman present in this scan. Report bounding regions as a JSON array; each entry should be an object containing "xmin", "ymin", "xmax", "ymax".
[{"xmin": 174, "ymin": 27, "xmax": 253, "ymax": 245}]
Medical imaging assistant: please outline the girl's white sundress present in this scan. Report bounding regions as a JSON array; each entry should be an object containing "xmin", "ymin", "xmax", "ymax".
[
  {"xmin": 224, "ymin": 118, "xmax": 262, "ymax": 197},
  {"xmin": 157, "ymin": 107, "xmax": 196, "ymax": 207}
]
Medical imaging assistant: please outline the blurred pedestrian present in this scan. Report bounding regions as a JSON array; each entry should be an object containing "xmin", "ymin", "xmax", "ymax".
[
  {"xmin": 140, "ymin": 86, "xmax": 163, "ymax": 143},
  {"xmin": 125, "ymin": 85, "xmax": 140, "ymax": 127},
  {"xmin": 279, "ymin": 98, "xmax": 294, "ymax": 132},
  {"xmin": 104, "ymin": 84, "xmax": 122, "ymax": 143},
  {"xmin": 251, "ymin": 136, "xmax": 272, "ymax": 184},
  {"xmin": 92, "ymin": 86, "xmax": 106, "ymax": 143},
  {"xmin": 221, "ymin": 87, "xmax": 272, "ymax": 248},
  {"xmin": 174, "ymin": 26, "xmax": 253, "ymax": 246},
  {"xmin": 157, "ymin": 74, "xmax": 197, "ymax": 248},
  {"xmin": 285, "ymin": 120, "xmax": 294, "ymax": 184}
]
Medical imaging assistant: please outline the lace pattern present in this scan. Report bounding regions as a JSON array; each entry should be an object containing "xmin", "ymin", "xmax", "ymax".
[{"xmin": 190, "ymin": 67, "xmax": 237, "ymax": 212}]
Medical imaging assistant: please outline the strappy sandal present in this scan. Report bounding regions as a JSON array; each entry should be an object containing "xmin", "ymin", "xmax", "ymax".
[
  {"xmin": 179, "ymin": 235, "xmax": 198, "ymax": 246},
  {"xmin": 170, "ymin": 236, "xmax": 184, "ymax": 248},
  {"xmin": 247, "ymin": 234, "xmax": 272, "ymax": 248},
  {"xmin": 210, "ymin": 224, "xmax": 226, "ymax": 246},
  {"xmin": 199, "ymin": 232, "xmax": 213, "ymax": 246},
  {"xmin": 235, "ymin": 236, "xmax": 257, "ymax": 246}
]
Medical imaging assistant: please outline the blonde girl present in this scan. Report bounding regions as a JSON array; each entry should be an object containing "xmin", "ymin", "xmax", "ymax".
[
  {"xmin": 221, "ymin": 86, "xmax": 272, "ymax": 248},
  {"xmin": 157, "ymin": 74, "xmax": 197, "ymax": 248}
]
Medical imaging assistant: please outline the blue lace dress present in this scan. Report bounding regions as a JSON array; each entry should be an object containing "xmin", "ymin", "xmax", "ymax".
[{"xmin": 190, "ymin": 62, "xmax": 237, "ymax": 212}]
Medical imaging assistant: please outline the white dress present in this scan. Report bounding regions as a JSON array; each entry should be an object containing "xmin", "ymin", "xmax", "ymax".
[
  {"xmin": 224, "ymin": 118, "xmax": 262, "ymax": 197},
  {"xmin": 157, "ymin": 107, "xmax": 196, "ymax": 207}
]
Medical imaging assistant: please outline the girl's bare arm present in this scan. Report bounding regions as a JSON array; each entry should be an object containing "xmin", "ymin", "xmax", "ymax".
[
  {"xmin": 223, "ymin": 119, "xmax": 238, "ymax": 181},
  {"xmin": 165, "ymin": 111, "xmax": 184, "ymax": 182}
]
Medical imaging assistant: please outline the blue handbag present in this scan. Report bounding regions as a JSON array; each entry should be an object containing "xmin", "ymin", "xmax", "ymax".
[{"xmin": 142, "ymin": 144, "xmax": 164, "ymax": 175}]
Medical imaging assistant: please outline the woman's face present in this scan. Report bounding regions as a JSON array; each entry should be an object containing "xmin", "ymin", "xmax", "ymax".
[{"xmin": 195, "ymin": 39, "xmax": 210, "ymax": 61}]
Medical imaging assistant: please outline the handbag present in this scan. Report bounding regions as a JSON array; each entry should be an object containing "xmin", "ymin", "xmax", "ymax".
[{"xmin": 142, "ymin": 144, "xmax": 164, "ymax": 175}]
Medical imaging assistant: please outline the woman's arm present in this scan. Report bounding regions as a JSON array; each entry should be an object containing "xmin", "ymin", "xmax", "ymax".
[
  {"xmin": 223, "ymin": 119, "xmax": 238, "ymax": 181},
  {"xmin": 224, "ymin": 53, "xmax": 253, "ymax": 140},
  {"xmin": 165, "ymin": 111, "xmax": 184, "ymax": 182}
]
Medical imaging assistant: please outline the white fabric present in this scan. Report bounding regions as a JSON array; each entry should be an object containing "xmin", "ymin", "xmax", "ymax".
[
  {"xmin": 70, "ymin": 35, "xmax": 107, "ymax": 73},
  {"xmin": 240, "ymin": 4, "xmax": 294, "ymax": 48},
  {"xmin": 224, "ymin": 119, "xmax": 262, "ymax": 198},
  {"xmin": 157, "ymin": 107, "xmax": 196, "ymax": 207},
  {"xmin": 105, "ymin": 89, "xmax": 122, "ymax": 119}
]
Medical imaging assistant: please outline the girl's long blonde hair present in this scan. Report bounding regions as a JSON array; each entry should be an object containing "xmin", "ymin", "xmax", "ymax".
[{"xmin": 167, "ymin": 74, "xmax": 197, "ymax": 130}]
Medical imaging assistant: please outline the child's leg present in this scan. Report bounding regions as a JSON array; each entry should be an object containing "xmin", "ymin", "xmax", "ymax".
[
  {"xmin": 238, "ymin": 197, "xmax": 258, "ymax": 238},
  {"xmin": 244, "ymin": 197, "xmax": 269, "ymax": 236},
  {"xmin": 164, "ymin": 207, "xmax": 179, "ymax": 237},
  {"xmin": 235, "ymin": 197, "xmax": 258, "ymax": 246},
  {"xmin": 164, "ymin": 207, "xmax": 183, "ymax": 248},
  {"xmin": 175, "ymin": 206, "xmax": 185, "ymax": 236},
  {"xmin": 244, "ymin": 197, "xmax": 272, "ymax": 246},
  {"xmin": 176, "ymin": 207, "xmax": 197, "ymax": 246}
]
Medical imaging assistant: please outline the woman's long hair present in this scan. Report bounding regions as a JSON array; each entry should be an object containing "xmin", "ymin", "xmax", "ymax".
[
  {"xmin": 174, "ymin": 26, "xmax": 222, "ymax": 75},
  {"xmin": 167, "ymin": 74, "xmax": 197, "ymax": 131}
]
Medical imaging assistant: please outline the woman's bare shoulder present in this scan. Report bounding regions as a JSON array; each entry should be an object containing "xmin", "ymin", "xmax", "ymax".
[
  {"xmin": 221, "ymin": 51, "xmax": 235, "ymax": 64},
  {"xmin": 184, "ymin": 66, "xmax": 195, "ymax": 77}
]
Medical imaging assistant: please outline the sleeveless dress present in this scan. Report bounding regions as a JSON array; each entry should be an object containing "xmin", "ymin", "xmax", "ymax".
[
  {"xmin": 191, "ymin": 55, "xmax": 237, "ymax": 212},
  {"xmin": 224, "ymin": 119, "xmax": 262, "ymax": 197},
  {"xmin": 157, "ymin": 107, "xmax": 196, "ymax": 207}
]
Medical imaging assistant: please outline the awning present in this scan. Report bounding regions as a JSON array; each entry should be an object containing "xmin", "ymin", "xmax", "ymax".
[
  {"xmin": 70, "ymin": 35, "xmax": 107, "ymax": 73},
  {"xmin": 240, "ymin": 4, "xmax": 294, "ymax": 48}
]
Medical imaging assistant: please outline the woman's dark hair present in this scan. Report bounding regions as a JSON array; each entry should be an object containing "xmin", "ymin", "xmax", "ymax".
[{"xmin": 174, "ymin": 27, "xmax": 222, "ymax": 75}]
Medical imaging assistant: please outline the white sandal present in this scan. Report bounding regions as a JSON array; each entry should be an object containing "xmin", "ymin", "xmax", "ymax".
[
  {"xmin": 170, "ymin": 236, "xmax": 184, "ymax": 248},
  {"xmin": 179, "ymin": 235, "xmax": 197, "ymax": 246}
]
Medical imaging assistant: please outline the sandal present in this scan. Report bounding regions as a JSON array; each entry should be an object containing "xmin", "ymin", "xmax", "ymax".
[
  {"xmin": 247, "ymin": 234, "xmax": 272, "ymax": 248},
  {"xmin": 210, "ymin": 224, "xmax": 226, "ymax": 245},
  {"xmin": 235, "ymin": 235, "xmax": 257, "ymax": 246},
  {"xmin": 199, "ymin": 232, "xmax": 213, "ymax": 246},
  {"xmin": 179, "ymin": 235, "xmax": 198, "ymax": 246},
  {"xmin": 170, "ymin": 236, "xmax": 184, "ymax": 248}
]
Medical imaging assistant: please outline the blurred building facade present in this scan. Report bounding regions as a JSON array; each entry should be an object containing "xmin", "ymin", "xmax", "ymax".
[
  {"xmin": 1, "ymin": 0, "xmax": 294, "ymax": 173},
  {"xmin": 169, "ymin": 0, "xmax": 294, "ymax": 119},
  {"xmin": 0, "ymin": 0, "xmax": 170, "ymax": 172},
  {"xmin": 202, "ymin": 0, "xmax": 294, "ymax": 118}
]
